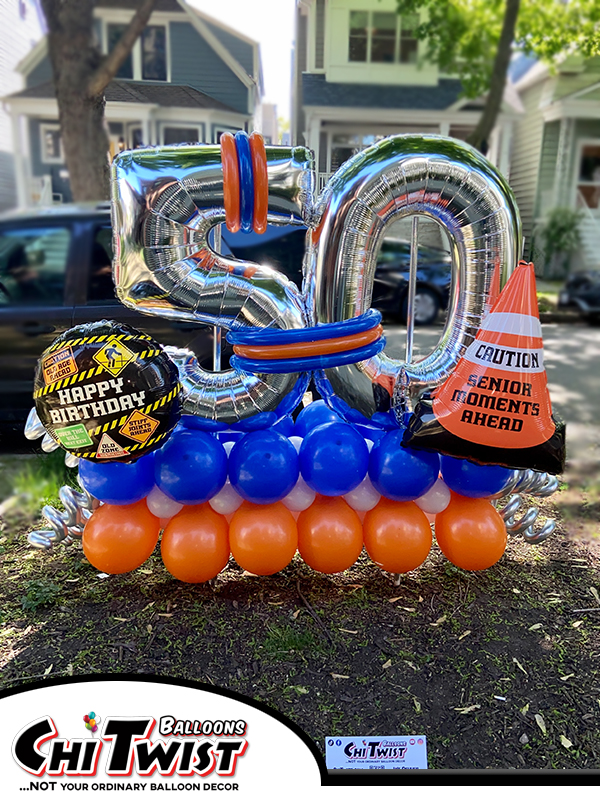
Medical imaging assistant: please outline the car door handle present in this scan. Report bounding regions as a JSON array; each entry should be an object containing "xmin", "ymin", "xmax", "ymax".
[{"xmin": 19, "ymin": 322, "xmax": 56, "ymax": 336}]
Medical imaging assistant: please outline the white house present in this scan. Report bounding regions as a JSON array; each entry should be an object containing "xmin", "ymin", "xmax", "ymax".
[
  {"xmin": 0, "ymin": 0, "xmax": 45, "ymax": 210},
  {"xmin": 509, "ymin": 54, "xmax": 600, "ymax": 273},
  {"xmin": 3, "ymin": 0, "xmax": 265, "ymax": 207}
]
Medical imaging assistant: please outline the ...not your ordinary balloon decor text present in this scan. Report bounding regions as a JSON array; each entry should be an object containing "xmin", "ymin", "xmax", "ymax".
[{"xmin": 25, "ymin": 131, "xmax": 565, "ymax": 582}]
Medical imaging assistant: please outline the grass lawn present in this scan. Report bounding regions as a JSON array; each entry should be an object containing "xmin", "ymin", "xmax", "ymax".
[{"xmin": 1, "ymin": 453, "xmax": 599, "ymax": 771}]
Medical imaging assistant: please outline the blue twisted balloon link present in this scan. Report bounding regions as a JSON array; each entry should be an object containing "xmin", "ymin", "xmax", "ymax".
[
  {"xmin": 228, "ymin": 311, "xmax": 385, "ymax": 374},
  {"xmin": 235, "ymin": 130, "xmax": 254, "ymax": 233},
  {"xmin": 227, "ymin": 309, "xmax": 382, "ymax": 346}
]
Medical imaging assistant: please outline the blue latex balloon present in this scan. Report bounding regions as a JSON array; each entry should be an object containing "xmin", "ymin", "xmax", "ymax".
[
  {"xmin": 299, "ymin": 422, "xmax": 369, "ymax": 496},
  {"xmin": 229, "ymin": 430, "xmax": 299, "ymax": 504},
  {"xmin": 294, "ymin": 399, "xmax": 341, "ymax": 438},
  {"xmin": 179, "ymin": 415, "xmax": 228, "ymax": 432},
  {"xmin": 78, "ymin": 453, "xmax": 155, "ymax": 505},
  {"xmin": 232, "ymin": 411, "xmax": 278, "ymax": 432},
  {"xmin": 272, "ymin": 415, "xmax": 295, "ymax": 437},
  {"xmin": 355, "ymin": 424, "xmax": 386, "ymax": 444},
  {"xmin": 154, "ymin": 429, "xmax": 227, "ymax": 504},
  {"xmin": 369, "ymin": 431, "xmax": 440, "ymax": 501},
  {"xmin": 440, "ymin": 455, "xmax": 514, "ymax": 498}
]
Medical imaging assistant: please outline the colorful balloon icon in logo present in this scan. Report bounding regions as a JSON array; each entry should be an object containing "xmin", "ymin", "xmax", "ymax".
[{"xmin": 83, "ymin": 711, "xmax": 100, "ymax": 734}]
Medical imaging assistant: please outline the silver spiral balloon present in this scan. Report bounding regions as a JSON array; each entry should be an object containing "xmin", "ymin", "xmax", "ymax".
[
  {"xmin": 27, "ymin": 483, "xmax": 95, "ymax": 551},
  {"xmin": 24, "ymin": 407, "xmax": 80, "ymax": 468},
  {"xmin": 307, "ymin": 135, "xmax": 522, "ymax": 423},
  {"xmin": 496, "ymin": 470, "xmax": 560, "ymax": 545},
  {"xmin": 110, "ymin": 144, "xmax": 314, "ymax": 425}
]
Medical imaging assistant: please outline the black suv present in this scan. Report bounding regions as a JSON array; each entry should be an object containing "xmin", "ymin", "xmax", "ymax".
[
  {"xmin": 0, "ymin": 204, "xmax": 213, "ymax": 448},
  {"xmin": 558, "ymin": 270, "xmax": 600, "ymax": 325},
  {"xmin": 0, "ymin": 205, "xmax": 451, "ymax": 449}
]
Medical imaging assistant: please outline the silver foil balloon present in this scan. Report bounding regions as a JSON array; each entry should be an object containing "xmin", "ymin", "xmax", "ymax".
[
  {"xmin": 27, "ymin": 484, "xmax": 95, "ymax": 550},
  {"xmin": 495, "ymin": 469, "xmax": 559, "ymax": 544},
  {"xmin": 110, "ymin": 144, "xmax": 314, "ymax": 424},
  {"xmin": 307, "ymin": 134, "xmax": 522, "ymax": 425}
]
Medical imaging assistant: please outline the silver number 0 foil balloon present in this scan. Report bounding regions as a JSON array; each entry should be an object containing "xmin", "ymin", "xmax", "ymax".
[
  {"xmin": 111, "ymin": 135, "xmax": 521, "ymax": 425},
  {"xmin": 306, "ymin": 134, "xmax": 522, "ymax": 424}
]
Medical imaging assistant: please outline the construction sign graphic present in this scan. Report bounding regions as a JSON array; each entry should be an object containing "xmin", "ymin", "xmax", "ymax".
[
  {"xmin": 96, "ymin": 433, "xmax": 130, "ymax": 459},
  {"xmin": 42, "ymin": 345, "xmax": 78, "ymax": 386},
  {"xmin": 93, "ymin": 338, "xmax": 136, "ymax": 377},
  {"xmin": 403, "ymin": 262, "xmax": 566, "ymax": 474},
  {"xmin": 120, "ymin": 409, "xmax": 159, "ymax": 444}
]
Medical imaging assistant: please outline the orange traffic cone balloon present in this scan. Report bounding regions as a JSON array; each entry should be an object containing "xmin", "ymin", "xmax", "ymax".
[{"xmin": 404, "ymin": 261, "xmax": 565, "ymax": 474}]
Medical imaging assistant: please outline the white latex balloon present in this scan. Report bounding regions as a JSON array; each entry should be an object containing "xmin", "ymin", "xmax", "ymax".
[
  {"xmin": 146, "ymin": 485, "xmax": 183, "ymax": 520},
  {"xmin": 415, "ymin": 478, "xmax": 451, "ymax": 515},
  {"xmin": 281, "ymin": 476, "xmax": 316, "ymax": 512},
  {"xmin": 344, "ymin": 475, "xmax": 381, "ymax": 512},
  {"xmin": 209, "ymin": 480, "xmax": 244, "ymax": 515},
  {"xmin": 288, "ymin": 435, "xmax": 303, "ymax": 454}
]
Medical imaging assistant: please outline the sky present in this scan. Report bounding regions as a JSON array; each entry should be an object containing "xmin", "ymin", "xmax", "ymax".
[{"xmin": 188, "ymin": 0, "xmax": 297, "ymax": 122}]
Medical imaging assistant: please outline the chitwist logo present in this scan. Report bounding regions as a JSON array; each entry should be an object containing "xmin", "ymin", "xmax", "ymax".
[{"xmin": 12, "ymin": 714, "xmax": 248, "ymax": 784}]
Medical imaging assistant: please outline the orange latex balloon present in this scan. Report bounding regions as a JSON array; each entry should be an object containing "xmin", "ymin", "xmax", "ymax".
[
  {"xmin": 363, "ymin": 499, "xmax": 432, "ymax": 574},
  {"xmin": 297, "ymin": 496, "xmax": 363, "ymax": 573},
  {"xmin": 229, "ymin": 501, "xmax": 297, "ymax": 575},
  {"xmin": 83, "ymin": 501, "xmax": 160, "ymax": 574},
  {"xmin": 435, "ymin": 493, "xmax": 507, "ymax": 571},
  {"xmin": 161, "ymin": 505, "xmax": 230, "ymax": 583}
]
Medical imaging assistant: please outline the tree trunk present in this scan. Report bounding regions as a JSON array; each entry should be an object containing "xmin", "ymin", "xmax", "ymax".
[
  {"xmin": 41, "ymin": 0, "xmax": 156, "ymax": 202},
  {"xmin": 41, "ymin": 0, "xmax": 110, "ymax": 201},
  {"xmin": 467, "ymin": 0, "xmax": 521, "ymax": 154}
]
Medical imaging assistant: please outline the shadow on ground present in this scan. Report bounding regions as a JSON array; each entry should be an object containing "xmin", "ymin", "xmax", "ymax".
[{"xmin": 1, "ymin": 487, "xmax": 599, "ymax": 772}]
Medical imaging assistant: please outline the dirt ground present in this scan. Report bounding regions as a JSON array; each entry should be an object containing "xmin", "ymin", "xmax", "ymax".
[{"xmin": 1, "ymin": 463, "xmax": 599, "ymax": 774}]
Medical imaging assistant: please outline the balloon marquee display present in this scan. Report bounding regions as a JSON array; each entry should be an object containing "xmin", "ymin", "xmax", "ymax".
[{"xmin": 25, "ymin": 131, "xmax": 565, "ymax": 583}]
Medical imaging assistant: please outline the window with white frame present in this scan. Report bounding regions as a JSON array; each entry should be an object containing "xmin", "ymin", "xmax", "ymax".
[
  {"xmin": 162, "ymin": 126, "xmax": 202, "ymax": 145},
  {"xmin": 40, "ymin": 124, "xmax": 63, "ymax": 164},
  {"xmin": 105, "ymin": 22, "xmax": 168, "ymax": 81},
  {"xmin": 213, "ymin": 127, "xmax": 241, "ymax": 143},
  {"xmin": 348, "ymin": 11, "xmax": 418, "ymax": 64}
]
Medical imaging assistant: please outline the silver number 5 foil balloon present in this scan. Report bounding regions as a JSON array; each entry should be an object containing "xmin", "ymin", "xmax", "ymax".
[{"xmin": 111, "ymin": 134, "xmax": 521, "ymax": 426}]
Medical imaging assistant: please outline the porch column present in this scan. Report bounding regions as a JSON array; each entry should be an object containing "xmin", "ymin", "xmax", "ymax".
[
  {"xmin": 553, "ymin": 117, "xmax": 574, "ymax": 208},
  {"xmin": 142, "ymin": 117, "xmax": 151, "ymax": 148},
  {"xmin": 498, "ymin": 120, "xmax": 513, "ymax": 180},
  {"xmin": 11, "ymin": 112, "xmax": 31, "ymax": 208},
  {"xmin": 306, "ymin": 115, "xmax": 321, "ymax": 163}
]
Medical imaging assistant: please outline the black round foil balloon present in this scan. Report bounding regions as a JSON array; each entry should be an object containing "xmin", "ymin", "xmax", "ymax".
[{"xmin": 34, "ymin": 320, "xmax": 181, "ymax": 462}]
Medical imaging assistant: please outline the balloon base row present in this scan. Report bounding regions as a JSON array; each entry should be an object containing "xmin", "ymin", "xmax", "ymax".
[{"xmin": 82, "ymin": 493, "xmax": 509, "ymax": 582}]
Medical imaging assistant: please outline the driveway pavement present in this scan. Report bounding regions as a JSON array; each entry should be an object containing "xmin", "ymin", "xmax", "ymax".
[{"xmin": 384, "ymin": 321, "xmax": 600, "ymax": 470}]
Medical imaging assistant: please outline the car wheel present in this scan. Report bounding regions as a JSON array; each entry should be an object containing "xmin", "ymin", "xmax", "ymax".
[{"xmin": 401, "ymin": 287, "xmax": 440, "ymax": 325}]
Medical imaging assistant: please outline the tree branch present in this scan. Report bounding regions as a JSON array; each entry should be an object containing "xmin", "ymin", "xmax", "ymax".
[
  {"xmin": 467, "ymin": 0, "xmax": 521, "ymax": 153},
  {"xmin": 87, "ymin": 0, "xmax": 156, "ymax": 97}
]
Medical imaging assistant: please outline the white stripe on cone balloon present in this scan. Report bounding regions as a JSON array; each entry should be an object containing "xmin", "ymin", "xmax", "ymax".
[
  {"xmin": 146, "ymin": 485, "xmax": 183, "ymax": 520},
  {"xmin": 209, "ymin": 480, "xmax": 244, "ymax": 516},
  {"xmin": 344, "ymin": 475, "xmax": 381, "ymax": 512},
  {"xmin": 281, "ymin": 476, "xmax": 316, "ymax": 512},
  {"xmin": 414, "ymin": 478, "xmax": 451, "ymax": 515}
]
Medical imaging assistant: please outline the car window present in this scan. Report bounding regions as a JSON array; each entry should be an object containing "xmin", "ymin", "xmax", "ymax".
[
  {"xmin": 88, "ymin": 226, "xmax": 117, "ymax": 304},
  {"xmin": 0, "ymin": 226, "xmax": 70, "ymax": 306}
]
